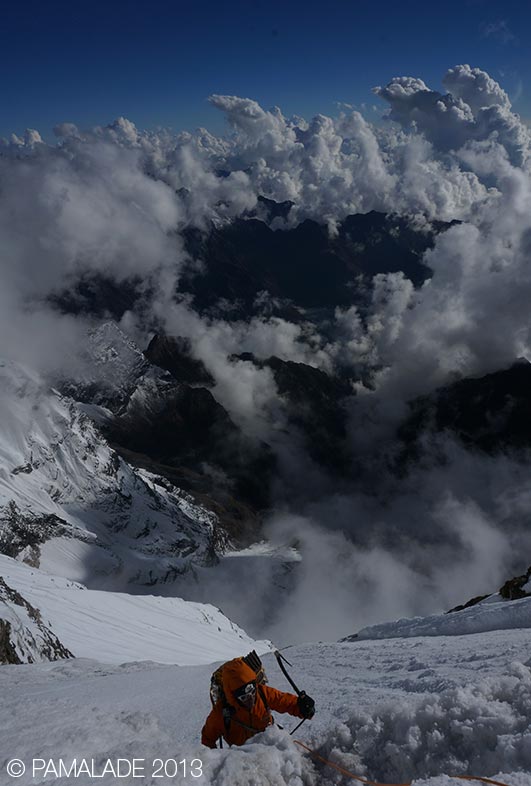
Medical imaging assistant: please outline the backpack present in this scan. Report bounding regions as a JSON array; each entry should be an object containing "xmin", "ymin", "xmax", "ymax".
[{"xmin": 209, "ymin": 650, "xmax": 269, "ymax": 735}]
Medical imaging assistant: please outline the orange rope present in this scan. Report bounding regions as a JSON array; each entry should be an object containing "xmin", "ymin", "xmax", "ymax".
[
  {"xmin": 293, "ymin": 739, "xmax": 512, "ymax": 786},
  {"xmin": 294, "ymin": 740, "xmax": 409, "ymax": 786}
]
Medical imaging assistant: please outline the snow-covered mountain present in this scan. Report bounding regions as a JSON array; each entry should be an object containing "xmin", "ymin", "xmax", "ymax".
[
  {"xmin": 0, "ymin": 359, "xmax": 223, "ymax": 590},
  {"xmin": 58, "ymin": 322, "xmax": 150, "ymax": 413},
  {"xmin": 60, "ymin": 322, "xmax": 270, "ymax": 534}
]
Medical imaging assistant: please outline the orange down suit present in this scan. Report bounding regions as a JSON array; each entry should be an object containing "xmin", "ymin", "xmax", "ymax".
[{"xmin": 201, "ymin": 658, "xmax": 303, "ymax": 748}]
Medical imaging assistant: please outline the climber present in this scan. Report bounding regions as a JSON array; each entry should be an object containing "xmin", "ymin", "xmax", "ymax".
[{"xmin": 201, "ymin": 656, "xmax": 315, "ymax": 748}]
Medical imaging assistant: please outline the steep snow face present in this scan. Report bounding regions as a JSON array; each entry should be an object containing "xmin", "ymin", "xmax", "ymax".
[
  {"xmin": 1, "ymin": 625, "xmax": 530, "ymax": 785},
  {"xmin": 0, "ymin": 555, "xmax": 271, "ymax": 664},
  {"xmin": 0, "ymin": 359, "xmax": 219, "ymax": 589}
]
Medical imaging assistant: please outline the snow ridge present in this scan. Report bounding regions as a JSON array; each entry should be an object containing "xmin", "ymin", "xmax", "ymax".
[{"xmin": 351, "ymin": 595, "xmax": 531, "ymax": 642}]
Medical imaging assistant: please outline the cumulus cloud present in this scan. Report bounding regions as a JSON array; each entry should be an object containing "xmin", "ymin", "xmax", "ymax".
[
  {"xmin": 375, "ymin": 64, "xmax": 531, "ymax": 166},
  {"xmin": 206, "ymin": 92, "xmax": 489, "ymax": 225},
  {"xmin": 354, "ymin": 143, "xmax": 531, "ymax": 412},
  {"xmin": 3, "ymin": 64, "xmax": 531, "ymax": 637}
]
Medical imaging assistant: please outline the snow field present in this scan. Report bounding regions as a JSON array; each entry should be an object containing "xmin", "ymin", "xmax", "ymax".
[
  {"xmin": 310, "ymin": 663, "xmax": 531, "ymax": 784},
  {"xmin": 2, "ymin": 630, "xmax": 531, "ymax": 785},
  {"xmin": 0, "ymin": 554, "xmax": 271, "ymax": 664}
]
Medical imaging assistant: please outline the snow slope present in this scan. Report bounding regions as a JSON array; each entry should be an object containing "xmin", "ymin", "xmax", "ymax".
[
  {"xmin": 351, "ymin": 593, "xmax": 531, "ymax": 641},
  {"xmin": 0, "ymin": 359, "xmax": 219, "ymax": 589},
  {"xmin": 1, "ymin": 598, "xmax": 531, "ymax": 785},
  {"xmin": 0, "ymin": 554, "xmax": 271, "ymax": 665}
]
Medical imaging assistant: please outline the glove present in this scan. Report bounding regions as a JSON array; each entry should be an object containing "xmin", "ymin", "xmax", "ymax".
[{"xmin": 297, "ymin": 691, "xmax": 315, "ymax": 719}]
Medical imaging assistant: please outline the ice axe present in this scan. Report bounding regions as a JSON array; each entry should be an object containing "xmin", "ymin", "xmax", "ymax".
[{"xmin": 274, "ymin": 650, "xmax": 310, "ymax": 735}]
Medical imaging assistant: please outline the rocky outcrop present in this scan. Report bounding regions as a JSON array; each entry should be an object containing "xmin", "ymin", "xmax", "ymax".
[
  {"xmin": 144, "ymin": 334, "xmax": 214, "ymax": 386},
  {"xmin": 182, "ymin": 210, "xmax": 445, "ymax": 318},
  {"xmin": 0, "ymin": 620, "xmax": 20, "ymax": 664},
  {"xmin": 0, "ymin": 502, "xmax": 84, "ymax": 566},
  {"xmin": 447, "ymin": 564, "xmax": 531, "ymax": 613},
  {"xmin": 58, "ymin": 322, "xmax": 149, "ymax": 413},
  {"xmin": 499, "ymin": 566, "xmax": 531, "ymax": 600},
  {"xmin": 0, "ymin": 578, "xmax": 72, "ymax": 664},
  {"xmin": 397, "ymin": 359, "xmax": 531, "ymax": 467},
  {"xmin": 446, "ymin": 594, "xmax": 491, "ymax": 614},
  {"xmin": 106, "ymin": 370, "xmax": 275, "ymax": 512}
]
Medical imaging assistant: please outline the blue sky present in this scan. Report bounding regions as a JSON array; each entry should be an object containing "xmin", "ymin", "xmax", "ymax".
[{"xmin": 2, "ymin": 0, "xmax": 529, "ymax": 140}]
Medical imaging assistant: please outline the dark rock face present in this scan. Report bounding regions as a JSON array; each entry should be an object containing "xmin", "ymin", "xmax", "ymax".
[
  {"xmin": 499, "ymin": 567, "xmax": 531, "ymax": 600},
  {"xmin": 106, "ymin": 375, "xmax": 275, "ymax": 513},
  {"xmin": 235, "ymin": 354, "xmax": 354, "ymax": 473},
  {"xmin": 250, "ymin": 195, "xmax": 294, "ymax": 223},
  {"xmin": 446, "ymin": 594, "xmax": 491, "ymax": 614},
  {"xmin": 0, "ymin": 502, "xmax": 75, "ymax": 563},
  {"xmin": 51, "ymin": 273, "xmax": 144, "ymax": 319},
  {"xmin": 398, "ymin": 359, "xmax": 531, "ymax": 462},
  {"xmin": 181, "ymin": 211, "xmax": 445, "ymax": 318},
  {"xmin": 0, "ymin": 620, "xmax": 20, "ymax": 664},
  {"xmin": 109, "ymin": 379, "xmax": 236, "ymax": 464},
  {"xmin": 447, "ymin": 563, "xmax": 531, "ymax": 613},
  {"xmin": 144, "ymin": 334, "xmax": 214, "ymax": 386},
  {"xmin": 49, "ymin": 207, "xmax": 451, "ymax": 325},
  {"xmin": 0, "ymin": 578, "xmax": 73, "ymax": 663}
]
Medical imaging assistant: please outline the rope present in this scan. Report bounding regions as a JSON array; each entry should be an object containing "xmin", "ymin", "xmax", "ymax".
[
  {"xmin": 293, "ymin": 740, "xmax": 512, "ymax": 786},
  {"xmin": 294, "ymin": 740, "xmax": 409, "ymax": 786}
]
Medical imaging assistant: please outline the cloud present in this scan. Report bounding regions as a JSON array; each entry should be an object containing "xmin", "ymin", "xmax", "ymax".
[
  {"xmin": 189, "ymin": 438, "xmax": 527, "ymax": 644},
  {"xmin": 252, "ymin": 440, "xmax": 528, "ymax": 644},
  {"xmin": 374, "ymin": 64, "xmax": 530, "ymax": 166},
  {"xmin": 1, "ymin": 65, "xmax": 529, "ymax": 454},
  {"xmin": 3, "ymin": 64, "xmax": 531, "ymax": 638},
  {"xmin": 480, "ymin": 19, "xmax": 517, "ymax": 45},
  {"xmin": 154, "ymin": 298, "xmax": 331, "ymax": 441},
  {"xmin": 0, "ymin": 132, "xmax": 188, "ymax": 375},
  {"xmin": 206, "ymin": 94, "xmax": 489, "ymax": 225}
]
